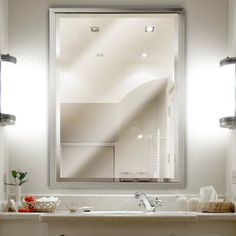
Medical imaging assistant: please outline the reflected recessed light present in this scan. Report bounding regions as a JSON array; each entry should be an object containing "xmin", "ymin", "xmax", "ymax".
[
  {"xmin": 141, "ymin": 53, "xmax": 148, "ymax": 58},
  {"xmin": 90, "ymin": 26, "xmax": 100, "ymax": 32},
  {"xmin": 145, "ymin": 26, "xmax": 154, "ymax": 32},
  {"xmin": 137, "ymin": 134, "xmax": 144, "ymax": 140},
  {"xmin": 96, "ymin": 52, "xmax": 104, "ymax": 57}
]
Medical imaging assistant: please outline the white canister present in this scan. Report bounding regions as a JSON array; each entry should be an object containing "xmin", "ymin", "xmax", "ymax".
[
  {"xmin": 176, "ymin": 196, "xmax": 187, "ymax": 211},
  {"xmin": 187, "ymin": 197, "xmax": 200, "ymax": 212}
]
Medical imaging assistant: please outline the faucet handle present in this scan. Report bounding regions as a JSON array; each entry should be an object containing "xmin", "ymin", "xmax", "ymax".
[
  {"xmin": 138, "ymin": 199, "xmax": 145, "ymax": 207},
  {"xmin": 151, "ymin": 198, "xmax": 163, "ymax": 207}
]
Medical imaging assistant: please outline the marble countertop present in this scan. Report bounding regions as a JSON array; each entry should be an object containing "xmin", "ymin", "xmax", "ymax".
[
  {"xmin": 40, "ymin": 211, "xmax": 198, "ymax": 222},
  {"xmin": 1, "ymin": 211, "xmax": 236, "ymax": 222},
  {"xmin": 0, "ymin": 212, "xmax": 41, "ymax": 220}
]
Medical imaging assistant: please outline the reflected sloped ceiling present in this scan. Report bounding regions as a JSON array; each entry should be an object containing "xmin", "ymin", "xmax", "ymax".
[{"xmin": 57, "ymin": 14, "xmax": 176, "ymax": 103}]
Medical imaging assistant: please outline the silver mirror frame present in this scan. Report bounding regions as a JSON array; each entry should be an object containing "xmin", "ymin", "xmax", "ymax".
[{"xmin": 49, "ymin": 7, "xmax": 186, "ymax": 190}]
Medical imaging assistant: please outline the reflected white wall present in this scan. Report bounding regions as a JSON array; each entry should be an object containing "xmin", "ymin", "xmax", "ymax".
[{"xmin": 7, "ymin": 0, "xmax": 230, "ymax": 194}]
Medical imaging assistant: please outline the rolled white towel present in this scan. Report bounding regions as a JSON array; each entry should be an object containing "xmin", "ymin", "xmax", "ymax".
[{"xmin": 37, "ymin": 196, "xmax": 59, "ymax": 202}]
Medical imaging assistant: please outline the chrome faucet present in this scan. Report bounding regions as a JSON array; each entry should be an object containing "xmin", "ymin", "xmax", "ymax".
[{"xmin": 134, "ymin": 191, "xmax": 162, "ymax": 212}]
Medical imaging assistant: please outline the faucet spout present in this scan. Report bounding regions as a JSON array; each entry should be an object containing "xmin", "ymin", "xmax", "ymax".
[{"xmin": 134, "ymin": 191, "xmax": 162, "ymax": 212}]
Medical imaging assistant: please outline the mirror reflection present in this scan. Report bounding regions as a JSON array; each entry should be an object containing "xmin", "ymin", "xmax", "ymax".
[{"xmin": 54, "ymin": 12, "xmax": 183, "ymax": 183}]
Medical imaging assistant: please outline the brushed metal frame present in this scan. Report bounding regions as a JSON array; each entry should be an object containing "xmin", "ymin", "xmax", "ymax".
[{"xmin": 49, "ymin": 7, "xmax": 186, "ymax": 190}]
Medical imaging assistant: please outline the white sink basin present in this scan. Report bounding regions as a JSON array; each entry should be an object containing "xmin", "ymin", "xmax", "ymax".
[
  {"xmin": 82, "ymin": 210, "xmax": 144, "ymax": 214},
  {"xmin": 80, "ymin": 211, "xmax": 197, "ymax": 218}
]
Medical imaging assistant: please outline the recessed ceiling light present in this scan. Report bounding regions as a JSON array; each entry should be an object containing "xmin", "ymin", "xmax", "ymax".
[
  {"xmin": 96, "ymin": 52, "xmax": 104, "ymax": 57},
  {"xmin": 145, "ymin": 26, "xmax": 154, "ymax": 32},
  {"xmin": 141, "ymin": 53, "xmax": 148, "ymax": 58},
  {"xmin": 90, "ymin": 26, "xmax": 99, "ymax": 32}
]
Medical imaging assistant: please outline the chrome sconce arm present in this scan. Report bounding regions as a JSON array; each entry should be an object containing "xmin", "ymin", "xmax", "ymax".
[
  {"xmin": 219, "ymin": 56, "xmax": 236, "ymax": 129},
  {"xmin": 0, "ymin": 53, "xmax": 17, "ymax": 126},
  {"xmin": 0, "ymin": 54, "xmax": 17, "ymax": 64}
]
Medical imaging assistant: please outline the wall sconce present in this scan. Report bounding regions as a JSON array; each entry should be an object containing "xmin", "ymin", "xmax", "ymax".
[
  {"xmin": 0, "ymin": 53, "xmax": 17, "ymax": 126},
  {"xmin": 219, "ymin": 56, "xmax": 236, "ymax": 129}
]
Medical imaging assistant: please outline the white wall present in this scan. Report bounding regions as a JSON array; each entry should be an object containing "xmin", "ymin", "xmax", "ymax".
[
  {"xmin": 7, "ymin": 0, "xmax": 230, "ymax": 194},
  {"xmin": 227, "ymin": 0, "xmax": 236, "ymax": 201},
  {"xmin": 0, "ymin": 0, "xmax": 8, "ymax": 51},
  {"xmin": 0, "ymin": 130, "xmax": 8, "ymax": 202},
  {"xmin": 229, "ymin": 0, "xmax": 236, "ymax": 55},
  {"xmin": 0, "ymin": 0, "xmax": 9, "ymax": 203},
  {"xmin": 229, "ymin": 131, "xmax": 236, "ymax": 201}
]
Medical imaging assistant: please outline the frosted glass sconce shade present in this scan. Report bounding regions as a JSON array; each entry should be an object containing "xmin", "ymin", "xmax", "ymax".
[
  {"xmin": 0, "ymin": 53, "xmax": 17, "ymax": 127},
  {"xmin": 219, "ymin": 56, "xmax": 236, "ymax": 129}
]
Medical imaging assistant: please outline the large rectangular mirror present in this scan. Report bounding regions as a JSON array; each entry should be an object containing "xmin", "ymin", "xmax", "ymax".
[{"xmin": 49, "ymin": 8, "xmax": 185, "ymax": 188}]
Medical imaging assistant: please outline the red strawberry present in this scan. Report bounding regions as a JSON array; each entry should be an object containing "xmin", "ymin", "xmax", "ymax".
[{"xmin": 24, "ymin": 196, "xmax": 36, "ymax": 203}]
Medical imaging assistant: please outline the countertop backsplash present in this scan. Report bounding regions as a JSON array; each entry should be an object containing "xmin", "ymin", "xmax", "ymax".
[
  {"xmin": 4, "ymin": 194, "xmax": 226, "ymax": 212},
  {"xmin": 1, "ymin": 193, "xmax": 230, "ymax": 213}
]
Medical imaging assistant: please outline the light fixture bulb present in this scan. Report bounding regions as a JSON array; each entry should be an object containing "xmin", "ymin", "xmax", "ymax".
[
  {"xmin": 218, "ymin": 56, "xmax": 236, "ymax": 129},
  {"xmin": 0, "ymin": 53, "xmax": 17, "ymax": 126}
]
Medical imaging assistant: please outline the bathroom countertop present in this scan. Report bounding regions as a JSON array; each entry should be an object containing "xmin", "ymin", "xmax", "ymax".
[
  {"xmin": 0, "ymin": 212, "xmax": 41, "ymax": 220},
  {"xmin": 1, "ymin": 211, "xmax": 236, "ymax": 222},
  {"xmin": 39, "ymin": 211, "xmax": 198, "ymax": 222},
  {"xmin": 197, "ymin": 212, "xmax": 236, "ymax": 221}
]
